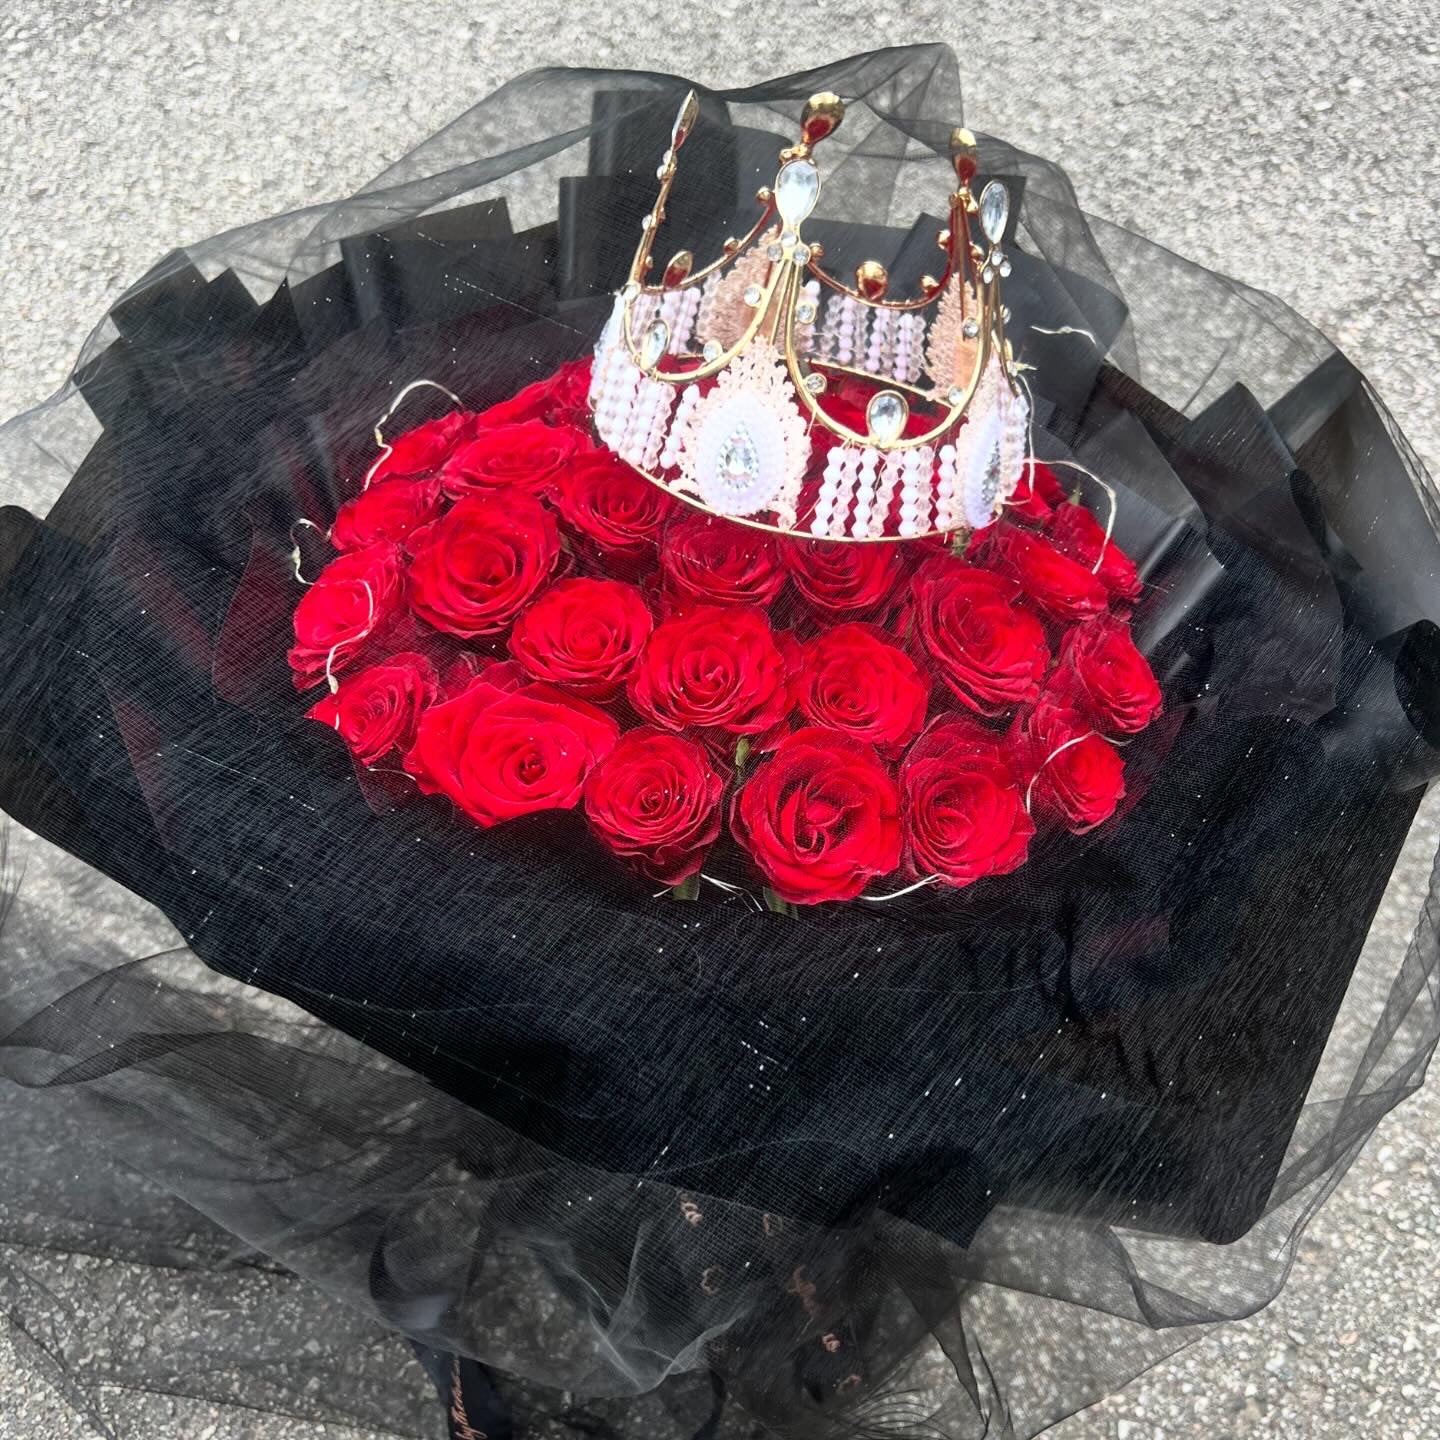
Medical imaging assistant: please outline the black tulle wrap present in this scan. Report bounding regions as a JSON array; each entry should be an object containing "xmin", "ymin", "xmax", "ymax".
[{"xmin": 3, "ymin": 45, "xmax": 1440, "ymax": 1440}]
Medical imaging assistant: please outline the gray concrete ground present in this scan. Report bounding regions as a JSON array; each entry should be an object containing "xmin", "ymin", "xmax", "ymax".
[{"xmin": 2, "ymin": 1, "xmax": 1439, "ymax": 1436}]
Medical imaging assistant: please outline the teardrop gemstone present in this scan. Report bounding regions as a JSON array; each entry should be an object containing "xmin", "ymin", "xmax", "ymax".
[
  {"xmin": 640, "ymin": 319, "xmax": 670, "ymax": 371},
  {"xmin": 866, "ymin": 389, "xmax": 909, "ymax": 445},
  {"xmin": 775, "ymin": 159, "xmax": 821, "ymax": 227},
  {"xmin": 979, "ymin": 181, "xmax": 1010, "ymax": 245}
]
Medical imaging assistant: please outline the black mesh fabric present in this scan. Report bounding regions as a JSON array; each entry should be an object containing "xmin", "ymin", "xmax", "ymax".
[{"xmin": 2, "ymin": 44, "xmax": 1440, "ymax": 1440}]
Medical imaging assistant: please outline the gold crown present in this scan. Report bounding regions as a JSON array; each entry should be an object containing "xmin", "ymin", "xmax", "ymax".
[{"xmin": 587, "ymin": 91, "xmax": 1031, "ymax": 544}]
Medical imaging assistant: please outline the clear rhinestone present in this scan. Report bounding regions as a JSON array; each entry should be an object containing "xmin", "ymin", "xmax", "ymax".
[
  {"xmin": 796, "ymin": 298, "xmax": 818, "ymax": 324},
  {"xmin": 792, "ymin": 244, "xmax": 811, "ymax": 265},
  {"xmin": 999, "ymin": 258, "xmax": 1013, "ymax": 278},
  {"xmin": 866, "ymin": 390, "xmax": 909, "ymax": 445},
  {"xmin": 775, "ymin": 158, "xmax": 821, "ymax": 227},
  {"xmin": 640, "ymin": 320, "xmax": 670, "ymax": 370},
  {"xmin": 767, "ymin": 241, "xmax": 784, "ymax": 262},
  {"xmin": 780, "ymin": 229, "xmax": 798, "ymax": 248},
  {"xmin": 743, "ymin": 284, "xmax": 763, "ymax": 306},
  {"xmin": 641, "ymin": 213, "xmax": 656, "ymax": 231},
  {"xmin": 982, "ymin": 266, "xmax": 995, "ymax": 286},
  {"xmin": 718, "ymin": 427, "xmax": 760, "ymax": 491},
  {"xmin": 804, "ymin": 372, "xmax": 828, "ymax": 394},
  {"xmin": 947, "ymin": 386, "xmax": 964, "ymax": 407},
  {"xmin": 656, "ymin": 162, "xmax": 669, "ymax": 180},
  {"xmin": 962, "ymin": 318, "xmax": 979, "ymax": 339},
  {"xmin": 979, "ymin": 182, "xmax": 1010, "ymax": 244},
  {"xmin": 702, "ymin": 339, "xmax": 722, "ymax": 363}
]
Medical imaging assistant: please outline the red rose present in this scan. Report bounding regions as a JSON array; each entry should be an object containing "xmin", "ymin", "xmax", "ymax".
[
  {"xmin": 404, "ymin": 677, "xmax": 617, "ymax": 827},
  {"xmin": 583, "ymin": 727, "xmax": 724, "ymax": 884},
  {"xmin": 900, "ymin": 717, "xmax": 1033, "ymax": 887},
  {"xmin": 369, "ymin": 410, "xmax": 479, "ymax": 484},
  {"xmin": 408, "ymin": 492, "xmax": 559, "ymax": 638},
  {"xmin": 555, "ymin": 451, "xmax": 677, "ymax": 560},
  {"xmin": 1046, "ymin": 501, "xmax": 1143, "ymax": 603},
  {"xmin": 629, "ymin": 604, "xmax": 792, "ymax": 736},
  {"xmin": 1015, "ymin": 696, "xmax": 1125, "ymax": 832},
  {"xmin": 477, "ymin": 358, "xmax": 594, "ymax": 430},
  {"xmin": 796, "ymin": 623, "xmax": 930, "ymax": 753},
  {"xmin": 911, "ymin": 558, "xmax": 1049, "ymax": 717},
  {"xmin": 782, "ymin": 538, "xmax": 901, "ymax": 619},
  {"xmin": 508, "ymin": 577, "xmax": 653, "ymax": 699},
  {"xmin": 732, "ymin": 728, "xmax": 902, "ymax": 904},
  {"xmin": 1007, "ymin": 461, "xmax": 1068, "ymax": 524},
  {"xmin": 1052, "ymin": 618, "xmax": 1161, "ymax": 735},
  {"xmin": 288, "ymin": 542, "xmax": 406, "ymax": 689},
  {"xmin": 972, "ymin": 523, "xmax": 1109, "ymax": 622},
  {"xmin": 661, "ymin": 512, "xmax": 786, "ymax": 611},
  {"xmin": 441, "ymin": 419, "xmax": 586, "ymax": 500},
  {"xmin": 331, "ymin": 476, "xmax": 442, "ymax": 551},
  {"xmin": 305, "ymin": 651, "xmax": 438, "ymax": 765},
  {"xmin": 440, "ymin": 654, "xmax": 529, "ymax": 699}
]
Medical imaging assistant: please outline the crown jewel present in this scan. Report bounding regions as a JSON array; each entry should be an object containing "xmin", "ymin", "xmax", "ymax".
[{"xmin": 587, "ymin": 91, "xmax": 1030, "ymax": 544}]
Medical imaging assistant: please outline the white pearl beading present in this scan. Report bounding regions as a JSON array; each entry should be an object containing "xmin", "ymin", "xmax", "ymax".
[
  {"xmin": 658, "ymin": 385, "xmax": 702, "ymax": 472},
  {"xmin": 935, "ymin": 442, "xmax": 960, "ymax": 532},
  {"xmin": 898, "ymin": 442, "xmax": 936, "ymax": 537}
]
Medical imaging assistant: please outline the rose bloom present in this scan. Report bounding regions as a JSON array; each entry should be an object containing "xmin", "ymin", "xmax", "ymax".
[
  {"xmin": 661, "ymin": 512, "xmax": 786, "ymax": 612},
  {"xmin": 554, "ymin": 451, "xmax": 677, "ymax": 561},
  {"xmin": 1052, "ymin": 618, "xmax": 1161, "ymax": 735},
  {"xmin": 900, "ymin": 717, "xmax": 1033, "ymax": 887},
  {"xmin": 629, "ymin": 604, "xmax": 793, "ymax": 736},
  {"xmin": 306, "ymin": 651, "xmax": 438, "ymax": 766},
  {"xmin": 796, "ymin": 623, "xmax": 930, "ymax": 753},
  {"xmin": 972, "ymin": 523, "xmax": 1109, "ymax": 622},
  {"xmin": 288, "ymin": 542, "xmax": 406, "ymax": 689},
  {"xmin": 508, "ymin": 577, "xmax": 653, "ymax": 699},
  {"xmin": 369, "ymin": 410, "xmax": 479, "ymax": 484},
  {"xmin": 732, "ymin": 727, "xmax": 902, "ymax": 904},
  {"xmin": 440, "ymin": 653, "xmax": 529, "ymax": 700},
  {"xmin": 476, "ymin": 357, "xmax": 593, "ymax": 430},
  {"xmin": 583, "ymin": 727, "xmax": 724, "ymax": 885},
  {"xmin": 331, "ymin": 476, "xmax": 443, "ymax": 552},
  {"xmin": 910, "ymin": 558, "xmax": 1049, "ymax": 717},
  {"xmin": 404, "ymin": 676, "xmax": 617, "ymax": 827},
  {"xmin": 1015, "ymin": 694, "xmax": 1125, "ymax": 832},
  {"xmin": 1006, "ymin": 461, "xmax": 1068, "ymax": 524},
  {"xmin": 407, "ymin": 492, "xmax": 559, "ymax": 639},
  {"xmin": 440, "ymin": 419, "xmax": 586, "ymax": 500},
  {"xmin": 782, "ymin": 537, "xmax": 902, "ymax": 619},
  {"xmin": 1046, "ymin": 501, "xmax": 1144, "ymax": 604}
]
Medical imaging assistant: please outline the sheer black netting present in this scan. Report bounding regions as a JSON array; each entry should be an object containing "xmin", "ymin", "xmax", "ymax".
[{"xmin": 3, "ymin": 43, "xmax": 1440, "ymax": 1440}]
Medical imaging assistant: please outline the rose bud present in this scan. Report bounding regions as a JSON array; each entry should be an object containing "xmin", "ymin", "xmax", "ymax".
[
  {"xmin": 554, "ymin": 452, "xmax": 677, "ymax": 563},
  {"xmin": 404, "ymin": 678, "xmax": 617, "ymax": 827},
  {"xmin": 629, "ymin": 604, "xmax": 793, "ymax": 737},
  {"xmin": 910, "ymin": 557, "xmax": 1049, "ymax": 718},
  {"xmin": 796, "ymin": 622, "xmax": 930, "ymax": 753},
  {"xmin": 306, "ymin": 651, "xmax": 438, "ymax": 766},
  {"xmin": 584, "ymin": 727, "xmax": 724, "ymax": 885},
  {"xmin": 288, "ymin": 541, "xmax": 406, "ymax": 689},
  {"xmin": 331, "ymin": 476, "xmax": 443, "ymax": 552},
  {"xmin": 731, "ymin": 727, "xmax": 901, "ymax": 904},
  {"xmin": 900, "ymin": 717, "xmax": 1034, "ymax": 887},
  {"xmin": 971, "ymin": 522, "xmax": 1109, "ymax": 622},
  {"xmin": 781, "ymin": 535, "xmax": 902, "ymax": 620},
  {"xmin": 660, "ymin": 512, "xmax": 786, "ymax": 612},
  {"xmin": 368, "ymin": 410, "xmax": 479, "ymax": 485},
  {"xmin": 440, "ymin": 418, "xmax": 586, "ymax": 500},
  {"xmin": 407, "ymin": 492, "xmax": 559, "ymax": 639},
  {"xmin": 1051, "ymin": 618, "xmax": 1162, "ymax": 734},
  {"xmin": 1014, "ymin": 695, "xmax": 1126, "ymax": 832},
  {"xmin": 1046, "ymin": 501, "xmax": 1144, "ymax": 604},
  {"xmin": 508, "ymin": 577, "xmax": 653, "ymax": 700}
]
